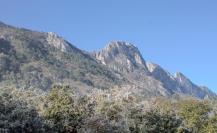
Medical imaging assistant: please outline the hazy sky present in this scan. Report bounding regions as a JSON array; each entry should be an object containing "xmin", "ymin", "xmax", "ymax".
[{"xmin": 0, "ymin": 0, "xmax": 216, "ymax": 92}]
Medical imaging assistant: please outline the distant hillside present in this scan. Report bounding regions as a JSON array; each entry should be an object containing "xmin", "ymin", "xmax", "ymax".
[
  {"xmin": 0, "ymin": 22, "xmax": 123, "ymax": 91},
  {"xmin": 0, "ymin": 21, "xmax": 216, "ymax": 99}
]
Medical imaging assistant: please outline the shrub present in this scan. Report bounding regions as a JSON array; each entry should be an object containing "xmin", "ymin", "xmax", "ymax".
[
  {"xmin": 179, "ymin": 99, "xmax": 212, "ymax": 132},
  {"xmin": 141, "ymin": 110, "xmax": 181, "ymax": 133},
  {"xmin": 44, "ymin": 85, "xmax": 91, "ymax": 133},
  {"xmin": 0, "ymin": 92, "xmax": 47, "ymax": 132}
]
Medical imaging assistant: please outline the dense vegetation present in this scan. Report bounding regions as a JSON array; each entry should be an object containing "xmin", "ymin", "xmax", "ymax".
[
  {"xmin": 1, "ymin": 86, "xmax": 217, "ymax": 133},
  {"xmin": 1, "ymin": 21, "xmax": 217, "ymax": 133}
]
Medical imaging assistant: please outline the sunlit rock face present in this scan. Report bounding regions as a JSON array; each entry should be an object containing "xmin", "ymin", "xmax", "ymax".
[
  {"xmin": 94, "ymin": 41, "xmax": 216, "ymax": 99},
  {"xmin": 174, "ymin": 72, "xmax": 214, "ymax": 98},
  {"xmin": 0, "ymin": 21, "xmax": 216, "ymax": 99},
  {"xmin": 146, "ymin": 62, "xmax": 180, "ymax": 93},
  {"xmin": 146, "ymin": 62, "xmax": 216, "ymax": 99},
  {"xmin": 46, "ymin": 32, "xmax": 72, "ymax": 53},
  {"xmin": 94, "ymin": 41, "xmax": 149, "ymax": 74},
  {"xmin": 93, "ymin": 41, "xmax": 171, "ymax": 97}
]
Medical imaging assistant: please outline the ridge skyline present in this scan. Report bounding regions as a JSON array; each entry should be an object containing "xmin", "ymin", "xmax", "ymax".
[{"xmin": 0, "ymin": 20, "xmax": 215, "ymax": 94}]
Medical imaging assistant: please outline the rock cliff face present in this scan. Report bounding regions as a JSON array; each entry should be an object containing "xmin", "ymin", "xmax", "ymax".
[
  {"xmin": 93, "ymin": 42, "xmax": 170, "ymax": 97},
  {"xmin": 94, "ymin": 42, "xmax": 216, "ymax": 99},
  {"xmin": 94, "ymin": 41, "xmax": 149, "ymax": 74},
  {"xmin": 146, "ymin": 62, "xmax": 180, "ymax": 93},
  {"xmin": 146, "ymin": 62, "xmax": 216, "ymax": 98},
  {"xmin": 0, "ymin": 21, "xmax": 216, "ymax": 99},
  {"xmin": 46, "ymin": 32, "xmax": 72, "ymax": 53},
  {"xmin": 174, "ymin": 72, "xmax": 214, "ymax": 98}
]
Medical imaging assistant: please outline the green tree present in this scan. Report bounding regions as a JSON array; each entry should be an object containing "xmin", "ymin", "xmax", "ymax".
[
  {"xmin": 44, "ymin": 85, "xmax": 84, "ymax": 133},
  {"xmin": 141, "ymin": 110, "xmax": 181, "ymax": 133},
  {"xmin": 0, "ymin": 92, "xmax": 47, "ymax": 132},
  {"xmin": 202, "ymin": 114, "xmax": 217, "ymax": 133},
  {"xmin": 179, "ymin": 99, "xmax": 211, "ymax": 132}
]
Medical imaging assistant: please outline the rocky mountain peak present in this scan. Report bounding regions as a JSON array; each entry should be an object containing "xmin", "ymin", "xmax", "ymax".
[
  {"xmin": 175, "ymin": 72, "xmax": 196, "ymax": 91},
  {"xmin": 175, "ymin": 72, "xmax": 191, "ymax": 84},
  {"xmin": 174, "ymin": 72, "xmax": 215, "ymax": 98},
  {"xmin": 146, "ymin": 62, "xmax": 160, "ymax": 73},
  {"xmin": 106, "ymin": 41, "xmax": 137, "ymax": 51},
  {"xmin": 146, "ymin": 62, "xmax": 175, "ymax": 79},
  {"xmin": 46, "ymin": 32, "xmax": 72, "ymax": 53},
  {"xmin": 94, "ymin": 41, "xmax": 149, "ymax": 73}
]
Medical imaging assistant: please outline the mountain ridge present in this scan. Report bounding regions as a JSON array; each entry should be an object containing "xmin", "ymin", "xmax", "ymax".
[
  {"xmin": 0, "ymin": 21, "xmax": 216, "ymax": 99},
  {"xmin": 94, "ymin": 41, "xmax": 216, "ymax": 99},
  {"xmin": 0, "ymin": 22, "xmax": 124, "ymax": 91}
]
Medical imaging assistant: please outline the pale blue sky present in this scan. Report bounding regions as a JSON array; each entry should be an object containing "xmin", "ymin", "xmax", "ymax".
[{"xmin": 0, "ymin": 0, "xmax": 216, "ymax": 92}]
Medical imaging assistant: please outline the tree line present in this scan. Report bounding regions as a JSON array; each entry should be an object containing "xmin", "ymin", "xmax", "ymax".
[{"xmin": 0, "ymin": 85, "xmax": 217, "ymax": 133}]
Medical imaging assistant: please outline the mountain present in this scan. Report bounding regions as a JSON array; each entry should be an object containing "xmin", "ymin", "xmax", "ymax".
[
  {"xmin": 93, "ymin": 41, "xmax": 171, "ymax": 97},
  {"xmin": 147, "ymin": 62, "xmax": 216, "ymax": 98},
  {"xmin": 94, "ymin": 41, "xmax": 216, "ymax": 99},
  {"xmin": 174, "ymin": 72, "xmax": 215, "ymax": 98},
  {"xmin": 0, "ymin": 21, "xmax": 216, "ymax": 99},
  {"xmin": 93, "ymin": 41, "xmax": 149, "ymax": 74},
  {"xmin": 0, "ymin": 22, "xmax": 123, "ymax": 91}
]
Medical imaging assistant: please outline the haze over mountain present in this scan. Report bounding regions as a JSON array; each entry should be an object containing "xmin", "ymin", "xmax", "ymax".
[{"xmin": 0, "ymin": 21, "xmax": 216, "ymax": 99}]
